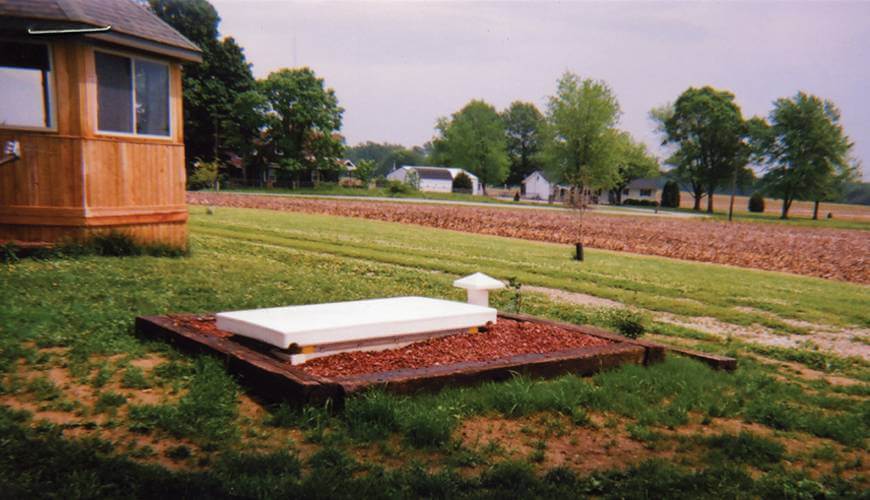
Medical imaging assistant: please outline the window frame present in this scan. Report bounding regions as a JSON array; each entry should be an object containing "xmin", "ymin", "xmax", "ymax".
[
  {"xmin": 0, "ymin": 39, "xmax": 57, "ymax": 133},
  {"xmin": 639, "ymin": 188, "xmax": 653, "ymax": 197},
  {"xmin": 94, "ymin": 48, "xmax": 172, "ymax": 140}
]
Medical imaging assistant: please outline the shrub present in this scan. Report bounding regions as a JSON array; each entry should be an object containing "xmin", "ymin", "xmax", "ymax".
[
  {"xmin": 600, "ymin": 308, "xmax": 646, "ymax": 338},
  {"xmin": 661, "ymin": 181, "xmax": 680, "ymax": 208},
  {"xmin": 452, "ymin": 172, "xmax": 473, "ymax": 192},
  {"xmin": 748, "ymin": 192, "xmax": 765, "ymax": 213},
  {"xmin": 623, "ymin": 199, "xmax": 659, "ymax": 207},
  {"xmin": 386, "ymin": 180, "xmax": 415, "ymax": 195}
]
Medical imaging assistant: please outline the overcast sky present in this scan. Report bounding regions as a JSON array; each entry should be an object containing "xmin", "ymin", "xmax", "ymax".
[{"xmin": 212, "ymin": 0, "xmax": 869, "ymax": 179}]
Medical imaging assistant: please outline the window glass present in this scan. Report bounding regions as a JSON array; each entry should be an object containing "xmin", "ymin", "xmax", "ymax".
[
  {"xmin": 95, "ymin": 51, "xmax": 170, "ymax": 136},
  {"xmin": 95, "ymin": 52, "xmax": 133, "ymax": 133},
  {"xmin": 135, "ymin": 60, "xmax": 169, "ymax": 135},
  {"xmin": 0, "ymin": 42, "xmax": 52, "ymax": 128}
]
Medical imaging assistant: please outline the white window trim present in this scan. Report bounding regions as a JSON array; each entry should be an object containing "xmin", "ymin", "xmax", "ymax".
[
  {"xmin": 0, "ymin": 39, "xmax": 57, "ymax": 132},
  {"xmin": 94, "ymin": 48, "xmax": 172, "ymax": 140}
]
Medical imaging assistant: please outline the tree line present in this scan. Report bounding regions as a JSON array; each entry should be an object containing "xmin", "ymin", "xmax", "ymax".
[
  {"xmin": 153, "ymin": 0, "xmax": 859, "ymax": 218},
  {"xmin": 652, "ymin": 87, "xmax": 859, "ymax": 219},
  {"xmin": 150, "ymin": 0, "xmax": 344, "ymax": 187}
]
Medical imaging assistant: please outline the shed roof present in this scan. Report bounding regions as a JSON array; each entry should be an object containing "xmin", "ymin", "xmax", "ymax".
[
  {"xmin": 0, "ymin": 0, "xmax": 202, "ymax": 62},
  {"xmin": 404, "ymin": 166, "xmax": 454, "ymax": 181}
]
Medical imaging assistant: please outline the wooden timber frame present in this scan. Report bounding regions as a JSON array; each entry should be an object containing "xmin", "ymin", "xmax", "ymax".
[
  {"xmin": 135, "ymin": 312, "xmax": 736, "ymax": 407},
  {"xmin": 0, "ymin": 38, "xmax": 192, "ymax": 248}
]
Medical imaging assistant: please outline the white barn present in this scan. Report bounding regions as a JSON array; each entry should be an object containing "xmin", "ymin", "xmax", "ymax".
[
  {"xmin": 387, "ymin": 166, "xmax": 482, "ymax": 195},
  {"xmin": 522, "ymin": 170, "xmax": 568, "ymax": 201}
]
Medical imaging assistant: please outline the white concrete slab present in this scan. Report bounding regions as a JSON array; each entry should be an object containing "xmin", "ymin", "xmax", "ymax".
[{"xmin": 215, "ymin": 296, "xmax": 497, "ymax": 350}]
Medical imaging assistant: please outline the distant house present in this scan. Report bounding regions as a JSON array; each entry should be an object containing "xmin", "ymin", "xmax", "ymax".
[
  {"xmin": 521, "ymin": 170, "xmax": 568, "ymax": 202},
  {"xmin": 623, "ymin": 178, "xmax": 658, "ymax": 203},
  {"xmin": 337, "ymin": 159, "xmax": 356, "ymax": 180},
  {"xmin": 387, "ymin": 166, "xmax": 482, "ymax": 195}
]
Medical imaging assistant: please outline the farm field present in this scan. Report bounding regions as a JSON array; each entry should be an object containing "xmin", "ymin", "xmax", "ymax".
[
  {"xmin": 679, "ymin": 192, "xmax": 870, "ymax": 223},
  {"xmin": 0, "ymin": 206, "xmax": 867, "ymax": 497},
  {"xmin": 189, "ymin": 192, "xmax": 870, "ymax": 284}
]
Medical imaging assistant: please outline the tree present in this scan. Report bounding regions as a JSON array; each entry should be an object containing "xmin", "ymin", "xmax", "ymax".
[
  {"xmin": 757, "ymin": 92, "xmax": 854, "ymax": 219},
  {"xmin": 609, "ymin": 132, "xmax": 659, "ymax": 205},
  {"xmin": 541, "ymin": 72, "xmax": 622, "ymax": 205},
  {"xmin": 502, "ymin": 101, "xmax": 544, "ymax": 185},
  {"xmin": 652, "ymin": 87, "xmax": 750, "ymax": 213},
  {"xmin": 345, "ymin": 142, "xmax": 426, "ymax": 177},
  {"xmin": 433, "ymin": 100, "xmax": 508, "ymax": 194},
  {"xmin": 149, "ymin": 0, "xmax": 255, "ymax": 167},
  {"xmin": 354, "ymin": 159, "xmax": 376, "ymax": 186},
  {"xmin": 661, "ymin": 180, "xmax": 681, "ymax": 208},
  {"xmin": 234, "ymin": 68, "xmax": 344, "ymax": 188},
  {"xmin": 452, "ymin": 172, "xmax": 473, "ymax": 192}
]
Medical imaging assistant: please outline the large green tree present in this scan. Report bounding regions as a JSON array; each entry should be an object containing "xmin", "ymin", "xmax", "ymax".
[
  {"xmin": 502, "ymin": 101, "xmax": 544, "ymax": 185},
  {"xmin": 756, "ymin": 92, "xmax": 855, "ymax": 219},
  {"xmin": 433, "ymin": 100, "xmax": 508, "ymax": 193},
  {"xmin": 259, "ymin": 68, "xmax": 344, "ymax": 187},
  {"xmin": 150, "ymin": 0, "xmax": 255, "ymax": 167},
  {"xmin": 541, "ymin": 72, "xmax": 623, "ymax": 204},
  {"xmin": 652, "ymin": 87, "xmax": 750, "ymax": 213},
  {"xmin": 610, "ymin": 132, "xmax": 660, "ymax": 204}
]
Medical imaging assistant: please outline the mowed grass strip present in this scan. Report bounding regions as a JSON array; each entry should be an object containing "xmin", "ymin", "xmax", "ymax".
[{"xmin": 190, "ymin": 206, "xmax": 870, "ymax": 330}]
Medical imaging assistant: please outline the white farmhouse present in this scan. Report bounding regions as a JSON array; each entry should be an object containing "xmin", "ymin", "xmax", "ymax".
[
  {"xmin": 387, "ymin": 166, "xmax": 482, "ymax": 195},
  {"xmin": 622, "ymin": 178, "xmax": 659, "ymax": 203}
]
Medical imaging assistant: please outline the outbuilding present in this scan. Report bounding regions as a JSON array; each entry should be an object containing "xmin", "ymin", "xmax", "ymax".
[
  {"xmin": 0, "ymin": 0, "xmax": 201, "ymax": 248},
  {"xmin": 387, "ymin": 165, "xmax": 482, "ymax": 195}
]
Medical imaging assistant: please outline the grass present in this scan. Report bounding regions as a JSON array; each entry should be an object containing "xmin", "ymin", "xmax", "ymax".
[
  {"xmin": 190, "ymin": 206, "xmax": 869, "ymax": 331},
  {"xmin": 0, "ymin": 205, "xmax": 867, "ymax": 496}
]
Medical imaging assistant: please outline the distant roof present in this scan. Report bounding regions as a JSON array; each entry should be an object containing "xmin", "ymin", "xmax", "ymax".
[
  {"xmin": 627, "ymin": 178, "xmax": 659, "ymax": 190},
  {"xmin": 523, "ymin": 170, "xmax": 551, "ymax": 184},
  {"xmin": 0, "ymin": 0, "xmax": 202, "ymax": 62},
  {"xmin": 412, "ymin": 167, "xmax": 453, "ymax": 181}
]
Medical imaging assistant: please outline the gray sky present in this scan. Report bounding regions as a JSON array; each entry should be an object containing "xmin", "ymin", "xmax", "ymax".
[{"xmin": 213, "ymin": 0, "xmax": 869, "ymax": 180}]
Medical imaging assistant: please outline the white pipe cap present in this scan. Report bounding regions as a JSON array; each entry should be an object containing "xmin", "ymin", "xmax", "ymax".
[{"xmin": 453, "ymin": 272, "xmax": 505, "ymax": 291}]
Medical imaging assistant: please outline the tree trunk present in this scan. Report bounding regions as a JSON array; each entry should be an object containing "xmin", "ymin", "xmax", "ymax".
[
  {"xmin": 812, "ymin": 200, "xmax": 820, "ymax": 220},
  {"xmin": 780, "ymin": 198, "xmax": 791, "ymax": 219},
  {"xmin": 692, "ymin": 193, "xmax": 702, "ymax": 211},
  {"xmin": 706, "ymin": 183, "xmax": 715, "ymax": 214},
  {"xmin": 728, "ymin": 168, "xmax": 737, "ymax": 222}
]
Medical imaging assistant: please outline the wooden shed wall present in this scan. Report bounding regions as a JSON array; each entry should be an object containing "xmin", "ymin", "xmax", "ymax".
[{"xmin": 0, "ymin": 41, "xmax": 188, "ymax": 248}]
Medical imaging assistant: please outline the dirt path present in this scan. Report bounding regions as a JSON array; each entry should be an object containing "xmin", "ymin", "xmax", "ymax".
[
  {"xmin": 189, "ymin": 192, "xmax": 870, "ymax": 284},
  {"xmin": 522, "ymin": 285, "xmax": 870, "ymax": 360}
]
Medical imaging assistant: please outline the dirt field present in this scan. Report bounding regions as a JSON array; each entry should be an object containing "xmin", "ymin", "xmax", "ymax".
[
  {"xmin": 679, "ymin": 192, "xmax": 870, "ymax": 221},
  {"xmin": 188, "ymin": 192, "xmax": 870, "ymax": 284}
]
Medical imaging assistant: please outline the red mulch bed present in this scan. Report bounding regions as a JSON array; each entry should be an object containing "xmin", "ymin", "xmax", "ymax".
[{"xmin": 297, "ymin": 319, "xmax": 612, "ymax": 378}]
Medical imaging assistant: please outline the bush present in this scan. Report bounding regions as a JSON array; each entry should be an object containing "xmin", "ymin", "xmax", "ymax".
[
  {"xmin": 386, "ymin": 180, "xmax": 415, "ymax": 195},
  {"xmin": 600, "ymin": 309, "xmax": 646, "ymax": 338},
  {"xmin": 623, "ymin": 199, "xmax": 659, "ymax": 207},
  {"xmin": 452, "ymin": 172, "xmax": 473, "ymax": 192},
  {"xmin": 661, "ymin": 181, "xmax": 680, "ymax": 208},
  {"xmin": 748, "ymin": 192, "xmax": 765, "ymax": 213}
]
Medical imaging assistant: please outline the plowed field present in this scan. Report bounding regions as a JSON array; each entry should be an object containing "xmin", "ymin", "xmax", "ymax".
[{"xmin": 188, "ymin": 192, "xmax": 870, "ymax": 284}]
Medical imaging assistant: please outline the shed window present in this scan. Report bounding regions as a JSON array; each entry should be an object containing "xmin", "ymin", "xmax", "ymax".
[
  {"xmin": 0, "ymin": 42, "xmax": 52, "ymax": 129},
  {"xmin": 640, "ymin": 189, "xmax": 652, "ymax": 197},
  {"xmin": 95, "ymin": 52, "xmax": 169, "ymax": 136}
]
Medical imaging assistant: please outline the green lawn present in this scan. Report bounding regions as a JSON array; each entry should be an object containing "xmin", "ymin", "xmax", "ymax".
[{"xmin": 1, "ymin": 206, "xmax": 867, "ymax": 497}]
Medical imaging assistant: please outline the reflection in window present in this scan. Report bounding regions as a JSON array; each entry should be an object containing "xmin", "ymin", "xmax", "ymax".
[
  {"xmin": 95, "ymin": 52, "xmax": 133, "ymax": 133},
  {"xmin": 135, "ymin": 60, "xmax": 169, "ymax": 135},
  {"xmin": 95, "ymin": 51, "xmax": 169, "ymax": 136},
  {"xmin": 0, "ymin": 42, "xmax": 52, "ymax": 128}
]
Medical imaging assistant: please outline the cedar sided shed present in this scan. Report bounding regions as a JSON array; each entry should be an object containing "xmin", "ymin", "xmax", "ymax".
[{"xmin": 0, "ymin": 0, "xmax": 201, "ymax": 248}]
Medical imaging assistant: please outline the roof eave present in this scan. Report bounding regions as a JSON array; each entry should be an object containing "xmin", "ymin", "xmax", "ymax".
[{"xmin": 86, "ymin": 31, "xmax": 202, "ymax": 62}]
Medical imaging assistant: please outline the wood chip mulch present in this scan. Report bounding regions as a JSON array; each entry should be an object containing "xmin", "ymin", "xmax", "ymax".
[{"xmin": 297, "ymin": 319, "xmax": 612, "ymax": 378}]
